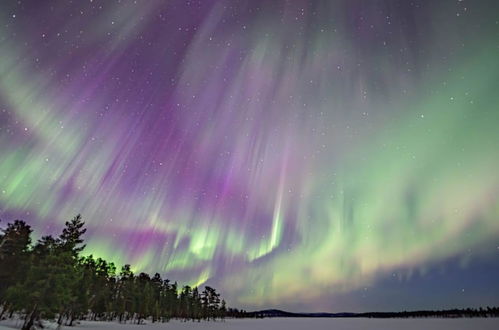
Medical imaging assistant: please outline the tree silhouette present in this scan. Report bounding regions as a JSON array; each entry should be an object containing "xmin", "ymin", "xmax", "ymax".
[{"xmin": 0, "ymin": 220, "xmax": 32, "ymax": 319}]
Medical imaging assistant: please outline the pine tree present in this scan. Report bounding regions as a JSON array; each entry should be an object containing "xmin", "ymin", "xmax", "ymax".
[
  {"xmin": 220, "ymin": 299, "xmax": 227, "ymax": 320},
  {"xmin": 0, "ymin": 220, "xmax": 32, "ymax": 311},
  {"xmin": 59, "ymin": 214, "xmax": 86, "ymax": 256},
  {"xmin": 58, "ymin": 215, "xmax": 87, "ymax": 325}
]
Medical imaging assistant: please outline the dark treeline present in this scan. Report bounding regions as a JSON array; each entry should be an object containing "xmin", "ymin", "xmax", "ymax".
[
  {"xmin": 0, "ymin": 215, "xmax": 244, "ymax": 330},
  {"xmin": 246, "ymin": 307, "xmax": 499, "ymax": 319},
  {"xmin": 359, "ymin": 307, "xmax": 499, "ymax": 318}
]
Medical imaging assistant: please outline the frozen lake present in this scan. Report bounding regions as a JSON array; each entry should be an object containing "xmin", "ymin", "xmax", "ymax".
[
  {"xmin": 2, "ymin": 318, "xmax": 499, "ymax": 330},
  {"xmin": 80, "ymin": 318, "xmax": 499, "ymax": 330}
]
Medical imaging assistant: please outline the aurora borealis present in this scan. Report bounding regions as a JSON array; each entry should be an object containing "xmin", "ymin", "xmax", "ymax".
[{"xmin": 1, "ymin": 0, "xmax": 499, "ymax": 312}]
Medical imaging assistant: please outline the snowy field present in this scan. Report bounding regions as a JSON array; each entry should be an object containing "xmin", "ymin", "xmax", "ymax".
[{"xmin": 2, "ymin": 317, "xmax": 499, "ymax": 330}]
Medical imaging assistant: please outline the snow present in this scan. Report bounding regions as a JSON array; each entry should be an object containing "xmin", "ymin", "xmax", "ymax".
[{"xmin": 1, "ymin": 318, "xmax": 499, "ymax": 330}]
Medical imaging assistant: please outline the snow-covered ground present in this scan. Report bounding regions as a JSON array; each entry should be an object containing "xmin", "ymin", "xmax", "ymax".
[{"xmin": 1, "ymin": 318, "xmax": 499, "ymax": 330}]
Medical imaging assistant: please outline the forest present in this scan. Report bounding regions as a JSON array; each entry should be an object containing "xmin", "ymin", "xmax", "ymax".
[{"xmin": 0, "ymin": 215, "xmax": 246, "ymax": 330}]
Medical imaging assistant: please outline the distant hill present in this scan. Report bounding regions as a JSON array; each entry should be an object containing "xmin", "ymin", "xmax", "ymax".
[{"xmin": 246, "ymin": 309, "xmax": 361, "ymax": 318}]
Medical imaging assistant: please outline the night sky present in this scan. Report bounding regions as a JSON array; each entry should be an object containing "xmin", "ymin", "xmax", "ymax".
[{"xmin": 1, "ymin": 0, "xmax": 499, "ymax": 312}]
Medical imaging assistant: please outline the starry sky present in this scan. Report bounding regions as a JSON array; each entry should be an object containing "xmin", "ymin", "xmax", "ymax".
[{"xmin": 1, "ymin": 0, "xmax": 499, "ymax": 312}]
